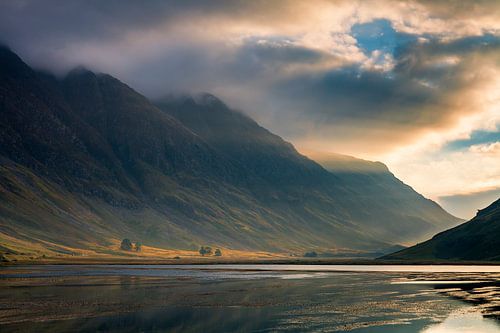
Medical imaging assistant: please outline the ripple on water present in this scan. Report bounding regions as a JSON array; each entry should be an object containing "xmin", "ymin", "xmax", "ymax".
[{"xmin": 2, "ymin": 266, "xmax": 500, "ymax": 332}]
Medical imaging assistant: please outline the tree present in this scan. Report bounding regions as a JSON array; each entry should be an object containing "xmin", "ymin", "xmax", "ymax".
[
  {"xmin": 214, "ymin": 248, "xmax": 222, "ymax": 256},
  {"xmin": 135, "ymin": 242, "xmax": 142, "ymax": 252},
  {"xmin": 120, "ymin": 238, "xmax": 133, "ymax": 251},
  {"xmin": 199, "ymin": 246, "xmax": 213, "ymax": 256}
]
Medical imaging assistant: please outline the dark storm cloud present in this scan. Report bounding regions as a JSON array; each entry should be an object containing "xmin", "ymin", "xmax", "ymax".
[
  {"xmin": 1, "ymin": 0, "xmax": 499, "ymax": 199},
  {"xmin": 0, "ymin": 0, "xmax": 244, "ymax": 43},
  {"xmin": 0, "ymin": 1, "xmax": 170, "ymax": 70},
  {"xmin": 0, "ymin": 1, "xmax": 236, "ymax": 71},
  {"xmin": 239, "ymin": 38, "xmax": 328, "ymax": 66},
  {"xmin": 394, "ymin": 34, "xmax": 500, "ymax": 76},
  {"xmin": 0, "ymin": 0, "xmax": 499, "ymax": 155},
  {"xmin": 275, "ymin": 66, "xmax": 437, "ymax": 121},
  {"xmin": 0, "ymin": 1, "xmax": 172, "ymax": 45},
  {"xmin": 106, "ymin": 36, "xmax": 343, "ymax": 97},
  {"xmin": 262, "ymin": 33, "xmax": 500, "ymax": 150},
  {"xmin": 0, "ymin": 0, "xmax": 313, "ymax": 70}
]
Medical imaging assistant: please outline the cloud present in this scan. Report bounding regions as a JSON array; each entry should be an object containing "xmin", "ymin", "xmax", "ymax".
[
  {"xmin": 0, "ymin": 0, "xmax": 499, "ymax": 202},
  {"xmin": 469, "ymin": 141, "xmax": 500, "ymax": 154},
  {"xmin": 261, "ymin": 33, "xmax": 500, "ymax": 154},
  {"xmin": 386, "ymin": 145, "xmax": 500, "ymax": 199}
]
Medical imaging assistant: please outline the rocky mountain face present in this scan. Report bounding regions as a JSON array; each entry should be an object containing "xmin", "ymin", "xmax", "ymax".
[
  {"xmin": 383, "ymin": 198, "xmax": 500, "ymax": 261},
  {"xmin": 0, "ymin": 46, "xmax": 460, "ymax": 257}
]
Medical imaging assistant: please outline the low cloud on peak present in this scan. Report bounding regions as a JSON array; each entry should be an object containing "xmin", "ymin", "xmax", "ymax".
[{"xmin": 1, "ymin": 0, "xmax": 498, "ymax": 213}]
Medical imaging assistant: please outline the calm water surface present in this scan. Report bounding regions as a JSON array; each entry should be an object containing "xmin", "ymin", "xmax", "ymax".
[{"xmin": 1, "ymin": 265, "xmax": 500, "ymax": 332}]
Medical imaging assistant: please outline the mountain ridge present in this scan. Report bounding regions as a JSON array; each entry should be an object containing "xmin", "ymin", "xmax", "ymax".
[
  {"xmin": 382, "ymin": 198, "xmax": 500, "ymax": 261},
  {"xmin": 0, "ymin": 46, "xmax": 461, "ymax": 259}
]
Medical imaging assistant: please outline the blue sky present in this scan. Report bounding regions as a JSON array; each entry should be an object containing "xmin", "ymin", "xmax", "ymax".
[
  {"xmin": 352, "ymin": 19, "xmax": 397, "ymax": 54},
  {"xmin": 445, "ymin": 127, "xmax": 500, "ymax": 152}
]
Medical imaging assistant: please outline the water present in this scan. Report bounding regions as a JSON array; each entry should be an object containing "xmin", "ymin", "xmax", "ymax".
[{"xmin": 1, "ymin": 265, "xmax": 500, "ymax": 332}]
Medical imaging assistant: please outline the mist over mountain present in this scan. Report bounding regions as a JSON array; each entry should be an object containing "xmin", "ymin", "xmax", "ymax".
[
  {"xmin": 0, "ymin": 46, "xmax": 460, "ymax": 258},
  {"xmin": 383, "ymin": 198, "xmax": 500, "ymax": 261},
  {"xmin": 156, "ymin": 94, "xmax": 460, "ymax": 246}
]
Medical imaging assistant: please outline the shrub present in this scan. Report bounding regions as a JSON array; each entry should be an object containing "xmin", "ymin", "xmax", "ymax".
[
  {"xmin": 199, "ymin": 246, "xmax": 213, "ymax": 256},
  {"xmin": 214, "ymin": 248, "xmax": 222, "ymax": 256},
  {"xmin": 120, "ymin": 238, "xmax": 133, "ymax": 251}
]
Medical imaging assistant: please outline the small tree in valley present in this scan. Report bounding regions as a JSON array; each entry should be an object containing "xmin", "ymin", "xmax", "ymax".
[
  {"xmin": 120, "ymin": 238, "xmax": 133, "ymax": 251},
  {"xmin": 199, "ymin": 246, "xmax": 213, "ymax": 256}
]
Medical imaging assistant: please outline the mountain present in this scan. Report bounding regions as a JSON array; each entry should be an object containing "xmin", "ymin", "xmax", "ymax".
[
  {"xmin": 308, "ymin": 152, "xmax": 461, "ymax": 242},
  {"xmin": 382, "ymin": 198, "xmax": 500, "ymax": 261},
  {"xmin": 0, "ymin": 46, "xmax": 460, "ymax": 259},
  {"xmin": 156, "ymin": 95, "xmax": 460, "ymax": 245},
  {"xmin": 155, "ymin": 94, "xmax": 328, "ymax": 186}
]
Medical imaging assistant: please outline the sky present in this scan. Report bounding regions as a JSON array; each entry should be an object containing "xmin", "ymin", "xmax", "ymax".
[{"xmin": 0, "ymin": 0, "xmax": 499, "ymax": 218}]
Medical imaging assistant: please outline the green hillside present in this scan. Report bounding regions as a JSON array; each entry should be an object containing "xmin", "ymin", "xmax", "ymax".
[
  {"xmin": 0, "ymin": 46, "xmax": 460, "ymax": 259},
  {"xmin": 383, "ymin": 198, "xmax": 500, "ymax": 261}
]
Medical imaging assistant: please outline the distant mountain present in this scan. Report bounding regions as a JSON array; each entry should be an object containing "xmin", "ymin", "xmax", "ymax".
[
  {"xmin": 307, "ymin": 152, "xmax": 462, "ymax": 243},
  {"xmin": 383, "ymin": 198, "xmax": 500, "ymax": 261},
  {"xmin": 0, "ymin": 46, "xmax": 460, "ymax": 258}
]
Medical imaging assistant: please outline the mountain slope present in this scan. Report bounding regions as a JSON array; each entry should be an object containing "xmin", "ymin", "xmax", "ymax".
[
  {"xmin": 309, "ymin": 152, "xmax": 461, "ymax": 242},
  {"xmin": 382, "ymin": 198, "xmax": 500, "ymax": 261},
  {"xmin": 156, "ymin": 96, "xmax": 461, "ymax": 245},
  {"xmin": 155, "ymin": 94, "xmax": 328, "ymax": 186},
  {"xmin": 0, "ymin": 46, "xmax": 460, "ymax": 259}
]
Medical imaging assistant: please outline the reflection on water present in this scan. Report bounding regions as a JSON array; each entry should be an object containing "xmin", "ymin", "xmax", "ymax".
[
  {"xmin": 1, "ymin": 265, "xmax": 500, "ymax": 332},
  {"xmin": 423, "ymin": 310, "xmax": 500, "ymax": 333}
]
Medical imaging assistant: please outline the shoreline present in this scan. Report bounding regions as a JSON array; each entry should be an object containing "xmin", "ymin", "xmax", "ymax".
[{"xmin": 3, "ymin": 257, "xmax": 500, "ymax": 266}]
